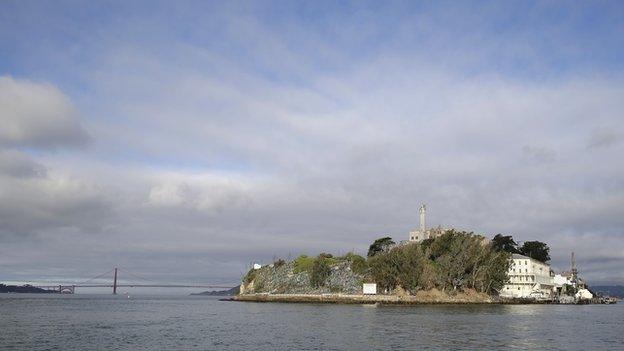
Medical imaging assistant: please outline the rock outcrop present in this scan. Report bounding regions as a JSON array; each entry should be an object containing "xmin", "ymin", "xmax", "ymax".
[{"xmin": 240, "ymin": 260, "xmax": 365, "ymax": 295}]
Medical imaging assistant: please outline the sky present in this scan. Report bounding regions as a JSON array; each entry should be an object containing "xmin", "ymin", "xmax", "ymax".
[{"xmin": 1, "ymin": 0, "xmax": 623, "ymax": 290}]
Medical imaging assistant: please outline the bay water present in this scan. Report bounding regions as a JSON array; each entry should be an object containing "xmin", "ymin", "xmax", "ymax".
[{"xmin": 1, "ymin": 294, "xmax": 622, "ymax": 350}]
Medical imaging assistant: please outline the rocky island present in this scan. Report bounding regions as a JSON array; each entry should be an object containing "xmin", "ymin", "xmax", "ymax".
[{"xmin": 235, "ymin": 230, "xmax": 511, "ymax": 304}]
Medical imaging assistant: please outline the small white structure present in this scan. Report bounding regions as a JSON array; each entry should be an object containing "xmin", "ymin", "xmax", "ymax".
[
  {"xmin": 253, "ymin": 263, "xmax": 262, "ymax": 270},
  {"xmin": 553, "ymin": 273, "xmax": 571, "ymax": 287},
  {"xmin": 575, "ymin": 288, "xmax": 593, "ymax": 300},
  {"xmin": 363, "ymin": 283, "xmax": 377, "ymax": 295},
  {"xmin": 501, "ymin": 254, "xmax": 554, "ymax": 298}
]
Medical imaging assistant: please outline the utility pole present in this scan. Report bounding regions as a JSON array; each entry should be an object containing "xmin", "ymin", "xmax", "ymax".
[
  {"xmin": 571, "ymin": 252, "xmax": 578, "ymax": 285},
  {"xmin": 113, "ymin": 267, "xmax": 118, "ymax": 295}
]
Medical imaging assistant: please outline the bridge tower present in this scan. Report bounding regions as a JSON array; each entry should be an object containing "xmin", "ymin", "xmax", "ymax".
[{"xmin": 113, "ymin": 267, "xmax": 118, "ymax": 294}]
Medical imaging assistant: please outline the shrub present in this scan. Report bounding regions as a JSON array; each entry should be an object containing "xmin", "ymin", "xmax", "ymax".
[
  {"xmin": 253, "ymin": 278, "xmax": 265, "ymax": 293},
  {"xmin": 349, "ymin": 254, "xmax": 368, "ymax": 275},
  {"xmin": 243, "ymin": 269, "xmax": 257, "ymax": 285},
  {"xmin": 310, "ymin": 255, "xmax": 331, "ymax": 288},
  {"xmin": 274, "ymin": 259, "xmax": 286, "ymax": 268},
  {"xmin": 293, "ymin": 255, "xmax": 315, "ymax": 274}
]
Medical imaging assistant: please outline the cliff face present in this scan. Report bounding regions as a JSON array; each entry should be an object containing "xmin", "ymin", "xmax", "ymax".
[{"xmin": 240, "ymin": 260, "xmax": 365, "ymax": 295}]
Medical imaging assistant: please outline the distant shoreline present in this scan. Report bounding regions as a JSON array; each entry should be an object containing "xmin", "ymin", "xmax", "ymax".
[{"xmin": 0, "ymin": 284, "xmax": 54, "ymax": 294}]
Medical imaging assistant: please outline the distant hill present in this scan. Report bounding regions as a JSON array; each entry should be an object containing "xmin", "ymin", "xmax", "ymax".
[
  {"xmin": 190, "ymin": 286, "xmax": 239, "ymax": 296},
  {"xmin": 0, "ymin": 284, "xmax": 54, "ymax": 293},
  {"xmin": 591, "ymin": 285, "xmax": 624, "ymax": 298}
]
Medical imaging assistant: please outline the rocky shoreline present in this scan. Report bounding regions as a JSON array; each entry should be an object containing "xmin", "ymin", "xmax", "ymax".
[
  {"xmin": 232, "ymin": 293, "xmax": 618, "ymax": 305},
  {"xmin": 233, "ymin": 293, "xmax": 490, "ymax": 304},
  {"xmin": 233, "ymin": 288, "xmax": 500, "ymax": 305}
]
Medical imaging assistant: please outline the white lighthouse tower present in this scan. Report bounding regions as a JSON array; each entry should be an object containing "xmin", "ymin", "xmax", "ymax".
[{"xmin": 409, "ymin": 204, "xmax": 444, "ymax": 242}]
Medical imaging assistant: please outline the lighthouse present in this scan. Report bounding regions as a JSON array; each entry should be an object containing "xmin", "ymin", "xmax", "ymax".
[{"xmin": 409, "ymin": 204, "xmax": 444, "ymax": 242}]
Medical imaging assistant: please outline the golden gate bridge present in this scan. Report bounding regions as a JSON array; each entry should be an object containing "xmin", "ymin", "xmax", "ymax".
[{"xmin": 30, "ymin": 268, "xmax": 235, "ymax": 294}]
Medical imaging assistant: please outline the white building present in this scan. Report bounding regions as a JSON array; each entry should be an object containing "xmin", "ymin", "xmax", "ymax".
[
  {"xmin": 501, "ymin": 254, "xmax": 554, "ymax": 298},
  {"xmin": 553, "ymin": 273, "xmax": 572, "ymax": 287},
  {"xmin": 408, "ymin": 205, "xmax": 446, "ymax": 242}
]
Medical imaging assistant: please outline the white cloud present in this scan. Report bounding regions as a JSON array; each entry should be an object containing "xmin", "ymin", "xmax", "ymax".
[
  {"xmin": 0, "ymin": 76, "xmax": 89, "ymax": 149},
  {"xmin": 147, "ymin": 173, "xmax": 252, "ymax": 212}
]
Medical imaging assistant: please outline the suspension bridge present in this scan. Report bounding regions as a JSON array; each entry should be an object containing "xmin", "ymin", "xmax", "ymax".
[{"xmin": 30, "ymin": 268, "xmax": 235, "ymax": 294}]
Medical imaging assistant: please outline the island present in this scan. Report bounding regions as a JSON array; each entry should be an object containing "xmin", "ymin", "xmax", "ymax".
[{"xmin": 233, "ymin": 207, "xmax": 616, "ymax": 305}]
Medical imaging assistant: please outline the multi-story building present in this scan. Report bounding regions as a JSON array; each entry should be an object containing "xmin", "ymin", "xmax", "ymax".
[{"xmin": 500, "ymin": 254, "xmax": 554, "ymax": 298}]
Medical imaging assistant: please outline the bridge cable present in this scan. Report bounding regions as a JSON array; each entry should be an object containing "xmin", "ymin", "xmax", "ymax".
[
  {"xmin": 116, "ymin": 268, "xmax": 160, "ymax": 284},
  {"xmin": 75, "ymin": 269, "xmax": 115, "ymax": 285}
]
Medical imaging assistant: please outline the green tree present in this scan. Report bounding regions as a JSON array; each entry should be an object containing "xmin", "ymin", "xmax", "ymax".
[
  {"xmin": 368, "ymin": 248, "xmax": 401, "ymax": 292},
  {"xmin": 491, "ymin": 234, "xmax": 520, "ymax": 254},
  {"xmin": 367, "ymin": 237, "xmax": 395, "ymax": 257},
  {"xmin": 394, "ymin": 243, "xmax": 425, "ymax": 292},
  {"xmin": 310, "ymin": 255, "xmax": 331, "ymax": 288},
  {"xmin": 519, "ymin": 241, "xmax": 550, "ymax": 263}
]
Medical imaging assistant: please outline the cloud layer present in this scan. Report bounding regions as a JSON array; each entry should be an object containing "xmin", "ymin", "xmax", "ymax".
[{"xmin": 0, "ymin": 2, "xmax": 623, "ymax": 287}]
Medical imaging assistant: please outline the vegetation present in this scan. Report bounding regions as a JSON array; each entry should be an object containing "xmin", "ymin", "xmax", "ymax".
[
  {"xmin": 293, "ymin": 255, "xmax": 315, "ymax": 273},
  {"xmin": 491, "ymin": 234, "xmax": 520, "ymax": 254},
  {"xmin": 367, "ymin": 237, "xmax": 395, "ymax": 257},
  {"xmin": 310, "ymin": 255, "xmax": 332, "ymax": 287},
  {"xmin": 343, "ymin": 252, "xmax": 368, "ymax": 274},
  {"xmin": 243, "ymin": 269, "xmax": 257, "ymax": 285},
  {"xmin": 368, "ymin": 230, "xmax": 511, "ymax": 294},
  {"xmin": 519, "ymin": 241, "xmax": 551, "ymax": 263},
  {"xmin": 491, "ymin": 234, "xmax": 551, "ymax": 263},
  {"xmin": 242, "ymin": 230, "xmax": 542, "ymax": 296}
]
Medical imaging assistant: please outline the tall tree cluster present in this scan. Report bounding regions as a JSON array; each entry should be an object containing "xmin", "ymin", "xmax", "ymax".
[
  {"xmin": 491, "ymin": 234, "xmax": 551, "ymax": 263},
  {"xmin": 368, "ymin": 230, "xmax": 511, "ymax": 294}
]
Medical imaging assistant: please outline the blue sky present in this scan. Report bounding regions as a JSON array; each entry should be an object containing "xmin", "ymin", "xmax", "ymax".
[{"xmin": 1, "ymin": 1, "xmax": 623, "ymax": 287}]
